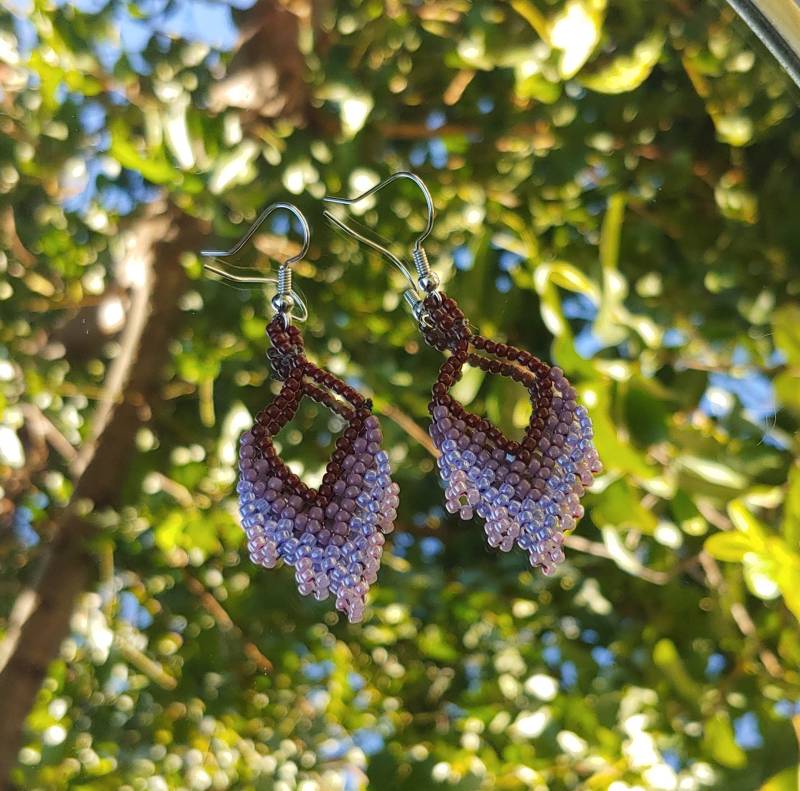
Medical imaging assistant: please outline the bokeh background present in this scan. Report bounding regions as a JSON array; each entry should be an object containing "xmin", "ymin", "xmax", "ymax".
[{"xmin": 1, "ymin": 0, "xmax": 800, "ymax": 789}]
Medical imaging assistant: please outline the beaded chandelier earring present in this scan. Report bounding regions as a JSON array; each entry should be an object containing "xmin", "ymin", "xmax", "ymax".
[
  {"xmin": 324, "ymin": 174, "xmax": 602, "ymax": 576},
  {"xmin": 201, "ymin": 203, "xmax": 399, "ymax": 622}
]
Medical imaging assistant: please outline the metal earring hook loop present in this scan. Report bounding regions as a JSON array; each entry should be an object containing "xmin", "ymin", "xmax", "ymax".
[
  {"xmin": 200, "ymin": 202, "xmax": 311, "ymax": 325},
  {"xmin": 322, "ymin": 210, "xmax": 420, "ymax": 297},
  {"xmin": 200, "ymin": 202, "xmax": 310, "ymax": 268},
  {"xmin": 322, "ymin": 171, "xmax": 434, "ymax": 252},
  {"xmin": 322, "ymin": 171, "xmax": 441, "ymax": 317},
  {"xmin": 201, "ymin": 264, "xmax": 309, "ymax": 323}
]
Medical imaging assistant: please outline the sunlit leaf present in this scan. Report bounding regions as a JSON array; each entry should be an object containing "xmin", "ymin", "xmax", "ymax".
[
  {"xmin": 580, "ymin": 32, "xmax": 664, "ymax": 94},
  {"xmin": 760, "ymin": 767, "xmax": 800, "ymax": 791},
  {"xmin": 742, "ymin": 553, "xmax": 781, "ymax": 600},
  {"xmin": 703, "ymin": 712, "xmax": 747, "ymax": 769},
  {"xmin": 782, "ymin": 464, "xmax": 800, "ymax": 547},
  {"xmin": 727, "ymin": 499, "xmax": 767, "ymax": 545},
  {"xmin": 550, "ymin": 0, "xmax": 605, "ymax": 79},
  {"xmin": 704, "ymin": 531, "xmax": 753, "ymax": 562},
  {"xmin": 679, "ymin": 457, "xmax": 748, "ymax": 490},
  {"xmin": 109, "ymin": 119, "xmax": 180, "ymax": 185},
  {"xmin": 450, "ymin": 365, "xmax": 485, "ymax": 405}
]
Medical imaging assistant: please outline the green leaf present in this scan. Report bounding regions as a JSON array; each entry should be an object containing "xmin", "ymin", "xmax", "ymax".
[
  {"xmin": 599, "ymin": 194, "xmax": 627, "ymax": 274},
  {"xmin": 742, "ymin": 553, "xmax": 781, "ymax": 600},
  {"xmin": 580, "ymin": 381, "xmax": 654, "ymax": 479},
  {"xmin": 774, "ymin": 369, "xmax": 800, "ymax": 414},
  {"xmin": 593, "ymin": 479, "xmax": 658, "ymax": 534},
  {"xmin": 163, "ymin": 96, "xmax": 195, "ymax": 170},
  {"xmin": 185, "ymin": 513, "xmax": 222, "ymax": 557},
  {"xmin": 534, "ymin": 261, "xmax": 600, "ymax": 303},
  {"xmin": 510, "ymin": 0, "xmax": 550, "ymax": 40},
  {"xmin": 450, "ymin": 365, "xmax": 485, "ymax": 406},
  {"xmin": 109, "ymin": 118, "xmax": 181, "ymax": 185},
  {"xmin": 580, "ymin": 32, "xmax": 664, "ymax": 94},
  {"xmin": 419, "ymin": 625, "xmax": 459, "ymax": 662},
  {"xmin": 515, "ymin": 71, "xmax": 562, "ymax": 104},
  {"xmin": 773, "ymin": 540, "xmax": 800, "ymax": 621},
  {"xmin": 727, "ymin": 500, "xmax": 767, "ymax": 545},
  {"xmin": 653, "ymin": 639, "xmax": 702, "ymax": 703},
  {"xmin": 550, "ymin": 0, "xmax": 605, "ymax": 79},
  {"xmin": 773, "ymin": 305, "xmax": 800, "ymax": 366},
  {"xmin": 715, "ymin": 173, "xmax": 759, "ymax": 224},
  {"xmin": 600, "ymin": 527, "xmax": 647, "ymax": 577},
  {"xmin": 713, "ymin": 113, "xmax": 754, "ymax": 147},
  {"xmin": 671, "ymin": 491, "xmax": 707, "ymax": 536},
  {"xmin": 679, "ymin": 456, "xmax": 748, "ymax": 491},
  {"xmin": 760, "ymin": 767, "xmax": 800, "ymax": 791},
  {"xmin": 703, "ymin": 532, "xmax": 754, "ymax": 562},
  {"xmin": 702, "ymin": 712, "xmax": 747, "ymax": 769},
  {"xmin": 782, "ymin": 464, "xmax": 800, "ymax": 547},
  {"xmin": 154, "ymin": 512, "xmax": 184, "ymax": 553},
  {"xmin": 208, "ymin": 140, "xmax": 260, "ymax": 194}
]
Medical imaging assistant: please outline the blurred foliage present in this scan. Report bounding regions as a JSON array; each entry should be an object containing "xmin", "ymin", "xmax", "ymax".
[{"xmin": 1, "ymin": 0, "xmax": 800, "ymax": 789}]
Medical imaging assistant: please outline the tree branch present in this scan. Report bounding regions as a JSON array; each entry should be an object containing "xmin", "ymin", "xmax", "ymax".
[
  {"xmin": 0, "ymin": 203, "xmax": 201, "ymax": 783},
  {"xmin": 183, "ymin": 572, "xmax": 274, "ymax": 674}
]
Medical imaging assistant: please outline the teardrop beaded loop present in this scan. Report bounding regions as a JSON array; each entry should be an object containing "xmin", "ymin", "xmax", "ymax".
[
  {"xmin": 203, "ymin": 203, "xmax": 399, "ymax": 622},
  {"xmin": 422, "ymin": 293, "xmax": 602, "ymax": 575},
  {"xmin": 324, "ymin": 173, "xmax": 602, "ymax": 576}
]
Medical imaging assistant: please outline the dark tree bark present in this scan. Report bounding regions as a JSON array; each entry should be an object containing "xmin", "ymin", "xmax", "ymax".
[
  {"xmin": 0, "ymin": 2, "xmax": 316, "ymax": 783},
  {"xmin": 0, "ymin": 205, "xmax": 200, "ymax": 784}
]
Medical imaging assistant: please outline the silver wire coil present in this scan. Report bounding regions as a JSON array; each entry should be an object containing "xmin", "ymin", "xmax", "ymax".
[
  {"xmin": 412, "ymin": 248, "xmax": 430, "ymax": 280},
  {"xmin": 276, "ymin": 265, "xmax": 292, "ymax": 300}
]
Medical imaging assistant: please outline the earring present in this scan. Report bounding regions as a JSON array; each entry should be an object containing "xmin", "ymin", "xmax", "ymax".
[
  {"xmin": 324, "ymin": 174, "xmax": 602, "ymax": 576},
  {"xmin": 201, "ymin": 203, "xmax": 399, "ymax": 622}
]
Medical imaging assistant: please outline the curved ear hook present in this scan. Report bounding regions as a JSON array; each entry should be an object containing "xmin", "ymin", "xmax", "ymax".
[
  {"xmin": 200, "ymin": 202, "xmax": 311, "ymax": 324},
  {"xmin": 322, "ymin": 171, "xmax": 434, "ymax": 252},
  {"xmin": 200, "ymin": 201, "xmax": 310, "ymax": 268},
  {"xmin": 322, "ymin": 171, "xmax": 440, "ymax": 311},
  {"xmin": 322, "ymin": 210, "xmax": 420, "ymax": 299}
]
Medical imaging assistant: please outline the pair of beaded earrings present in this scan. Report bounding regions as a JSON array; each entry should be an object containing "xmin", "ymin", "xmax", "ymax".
[{"xmin": 202, "ymin": 173, "xmax": 602, "ymax": 623}]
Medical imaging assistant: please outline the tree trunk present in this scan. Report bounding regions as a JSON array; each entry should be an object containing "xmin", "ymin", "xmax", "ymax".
[
  {"xmin": 0, "ymin": 205, "xmax": 200, "ymax": 784},
  {"xmin": 0, "ymin": 1, "xmax": 315, "ymax": 782}
]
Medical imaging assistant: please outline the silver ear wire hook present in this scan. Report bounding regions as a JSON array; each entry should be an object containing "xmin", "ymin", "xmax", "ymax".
[
  {"xmin": 322, "ymin": 211, "xmax": 420, "ymax": 296},
  {"xmin": 200, "ymin": 202, "xmax": 311, "ymax": 325},
  {"xmin": 322, "ymin": 171, "xmax": 441, "ymax": 315}
]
